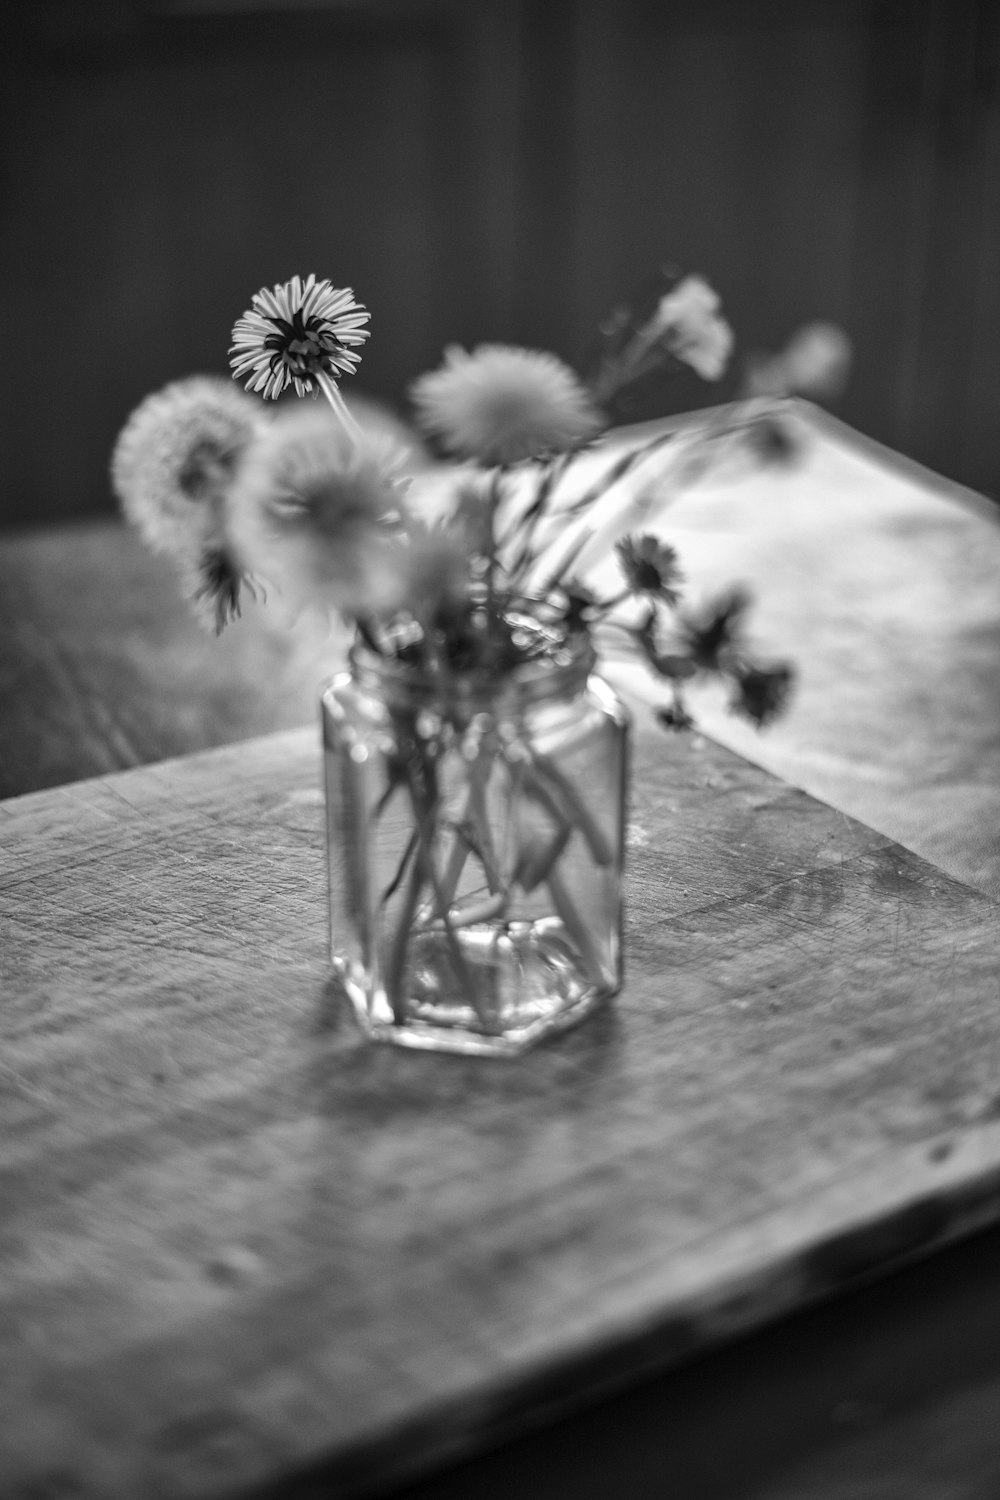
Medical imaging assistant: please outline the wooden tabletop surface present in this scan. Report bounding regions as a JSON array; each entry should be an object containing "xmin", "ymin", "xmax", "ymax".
[
  {"xmin": 3, "ymin": 408, "xmax": 1000, "ymax": 1499},
  {"xmin": 2, "ymin": 709, "xmax": 998, "ymax": 1500}
]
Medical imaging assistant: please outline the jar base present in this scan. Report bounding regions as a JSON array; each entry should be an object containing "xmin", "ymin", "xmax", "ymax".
[{"xmin": 339, "ymin": 966, "xmax": 617, "ymax": 1057}]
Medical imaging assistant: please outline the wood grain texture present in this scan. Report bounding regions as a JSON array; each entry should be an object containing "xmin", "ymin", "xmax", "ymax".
[{"xmin": 1, "ymin": 714, "xmax": 998, "ymax": 1499}]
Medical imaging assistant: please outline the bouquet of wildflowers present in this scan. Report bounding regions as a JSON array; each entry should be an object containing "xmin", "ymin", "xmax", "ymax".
[
  {"xmin": 111, "ymin": 270, "xmax": 847, "ymax": 1047},
  {"xmin": 112, "ymin": 269, "xmax": 849, "ymax": 728}
]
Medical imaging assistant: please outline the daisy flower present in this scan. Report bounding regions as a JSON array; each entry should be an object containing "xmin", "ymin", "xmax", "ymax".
[
  {"xmin": 647, "ymin": 275, "xmax": 734, "ymax": 381},
  {"xmin": 615, "ymin": 534, "xmax": 684, "ymax": 604},
  {"xmin": 730, "ymin": 661, "xmax": 794, "ymax": 727},
  {"xmin": 410, "ymin": 344, "xmax": 603, "ymax": 466},
  {"xmin": 110, "ymin": 376, "xmax": 263, "ymax": 630},
  {"xmin": 227, "ymin": 405, "xmax": 409, "ymax": 618},
  {"xmin": 229, "ymin": 274, "xmax": 370, "ymax": 403},
  {"xmin": 679, "ymin": 587, "xmax": 751, "ymax": 671}
]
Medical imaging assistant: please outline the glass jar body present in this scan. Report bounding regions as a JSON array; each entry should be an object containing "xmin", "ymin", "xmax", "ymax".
[{"xmin": 321, "ymin": 645, "xmax": 629, "ymax": 1056}]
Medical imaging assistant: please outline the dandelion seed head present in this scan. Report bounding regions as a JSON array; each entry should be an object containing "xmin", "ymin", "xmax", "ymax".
[
  {"xmin": 110, "ymin": 375, "xmax": 263, "ymax": 562},
  {"xmin": 410, "ymin": 344, "xmax": 603, "ymax": 466},
  {"xmin": 228, "ymin": 405, "xmax": 409, "ymax": 616}
]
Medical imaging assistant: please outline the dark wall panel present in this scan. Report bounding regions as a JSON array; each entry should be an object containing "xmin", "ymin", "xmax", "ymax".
[
  {"xmin": 2, "ymin": 0, "xmax": 997, "ymax": 527},
  {"xmin": 0, "ymin": 0, "xmax": 522, "ymax": 525}
]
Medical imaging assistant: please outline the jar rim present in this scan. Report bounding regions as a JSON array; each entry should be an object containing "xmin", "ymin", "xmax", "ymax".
[{"xmin": 347, "ymin": 620, "xmax": 597, "ymax": 709}]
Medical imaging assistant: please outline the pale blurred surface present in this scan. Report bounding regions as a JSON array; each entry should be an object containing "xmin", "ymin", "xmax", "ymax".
[{"xmin": 594, "ymin": 406, "xmax": 1000, "ymax": 903}]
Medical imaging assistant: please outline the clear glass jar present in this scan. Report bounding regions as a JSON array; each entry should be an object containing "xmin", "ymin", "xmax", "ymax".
[{"xmin": 321, "ymin": 630, "xmax": 629, "ymax": 1056}]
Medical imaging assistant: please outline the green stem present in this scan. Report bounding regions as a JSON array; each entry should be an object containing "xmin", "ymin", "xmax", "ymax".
[
  {"xmin": 426, "ymin": 737, "xmax": 506, "ymax": 920},
  {"xmin": 535, "ymin": 523, "xmax": 597, "ymax": 597},
  {"xmin": 514, "ymin": 819, "xmax": 572, "ymax": 892},
  {"xmin": 501, "ymin": 448, "xmax": 579, "ymax": 574},
  {"xmin": 561, "ymin": 428, "xmax": 679, "ymax": 520},
  {"xmin": 468, "ymin": 754, "xmax": 505, "ymax": 885},
  {"xmin": 520, "ymin": 428, "xmax": 683, "ymax": 591},
  {"xmin": 526, "ymin": 751, "xmax": 615, "ymax": 867},
  {"xmin": 385, "ymin": 852, "xmax": 426, "ymax": 1025},
  {"xmin": 405, "ymin": 770, "xmax": 494, "ymax": 1030},
  {"xmin": 434, "ymin": 811, "xmax": 477, "ymax": 917},
  {"xmin": 315, "ymin": 369, "xmax": 363, "ymax": 441},
  {"xmin": 486, "ymin": 466, "xmax": 506, "ymax": 625},
  {"xmin": 379, "ymin": 828, "xmax": 418, "ymax": 908},
  {"xmin": 546, "ymin": 865, "xmax": 607, "ymax": 988},
  {"xmin": 424, "ymin": 890, "xmax": 508, "ymax": 930},
  {"xmin": 430, "ymin": 795, "xmax": 505, "ymax": 920}
]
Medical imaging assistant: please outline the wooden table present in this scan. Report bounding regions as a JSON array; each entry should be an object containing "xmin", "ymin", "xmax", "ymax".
[
  {"xmin": 2, "ymin": 410, "xmax": 1000, "ymax": 1499},
  {"xmin": 1, "ymin": 709, "xmax": 999, "ymax": 1500}
]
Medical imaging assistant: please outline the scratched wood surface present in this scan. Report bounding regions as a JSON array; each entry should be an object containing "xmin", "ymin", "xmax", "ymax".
[{"xmin": 1, "ymin": 712, "xmax": 999, "ymax": 1500}]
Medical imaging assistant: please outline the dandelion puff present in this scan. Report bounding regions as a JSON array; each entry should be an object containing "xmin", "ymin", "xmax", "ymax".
[
  {"xmin": 110, "ymin": 376, "xmax": 264, "ymax": 630},
  {"xmin": 229, "ymin": 274, "xmax": 370, "ymax": 402},
  {"xmin": 227, "ymin": 405, "xmax": 411, "ymax": 619},
  {"xmin": 410, "ymin": 344, "xmax": 604, "ymax": 466},
  {"xmin": 111, "ymin": 375, "xmax": 263, "ymax": 559}
]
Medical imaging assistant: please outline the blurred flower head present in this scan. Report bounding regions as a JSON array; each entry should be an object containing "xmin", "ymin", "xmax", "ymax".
[
  {"xmin": 615, "ymin": 534, "xmax": 684, "ymax": 604},
  {"xmin": 647, "ymin": 276, "xmax": 734, "ymax": 381},
  {"xmin": 679, "ymin": 587, "xmax": 751, "ymax": 671},
  {"xmin": 746, "ymin": 321, "xmax": 852, "ymax": 401},
  {"xmin": 410, "ymin": 343, "xmax": 604, "ymax": 466},
  {"xmin": 110, "ymin": 376, "xmax": 262, "ymax": 558},
  {"xmin": 730, "ymin": 661, "xmax": 794, "ymax": 726},
  {"xmin": 398, "ymin": 526, "xmax": 480, "ymax": 635},
  {"xmin": 779, "ymin": 322, "xmax": 852, "ymax": 399},
  {"xmin": 111, "ymin": 262, "xmax": 804, "ymax": 729},
  {"xmin": 433, "ymin": 479, "xmax": 495, "ymax": 563},
  {"xmin": 228, "ymin": 405, "xmax": 409, "ymax": 617},
  {"xmin": 230, "ymin": 274, "xmax": 370, "ymax": 400},
  {"xmin": 110, "ymin": 376, "xmax": 266, "ymax": 632}
]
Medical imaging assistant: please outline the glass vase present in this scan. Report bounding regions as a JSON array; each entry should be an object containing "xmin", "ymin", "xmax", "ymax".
[{"xmin": 321, "ymin": 631, "xmax": 629, "ymax": 1056}]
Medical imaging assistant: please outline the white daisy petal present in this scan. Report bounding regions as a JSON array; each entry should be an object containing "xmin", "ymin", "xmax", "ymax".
[
  {"xmin": 229, "ymin": 275, "xmax": 371, "ymax": 400},
  {"xmin": 257, "ymin": 288, "xmax": 283, "ymax": 319}
]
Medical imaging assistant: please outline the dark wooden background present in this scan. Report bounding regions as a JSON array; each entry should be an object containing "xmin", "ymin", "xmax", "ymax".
[{"xmin": 2, "ymin": 0, "xmax": 999, "ymax": 529}]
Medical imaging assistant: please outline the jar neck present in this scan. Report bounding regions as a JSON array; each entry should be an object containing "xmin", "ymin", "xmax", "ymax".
[{"xmin": 348, "ymin": 631, "xmax": 596, "ymax": 717}]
